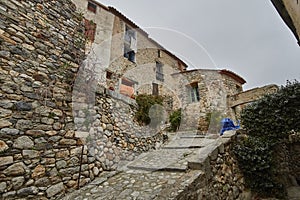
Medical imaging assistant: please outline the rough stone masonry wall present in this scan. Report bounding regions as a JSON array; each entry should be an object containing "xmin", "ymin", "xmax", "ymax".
[
  {"xmin": 176, "ymin": 133, "xmax": 249, "ymax": 200},
  {"xmin": 175, "ymin": 70, "xmax": 232, "ymax": 133},
  {"xmin": 0, "ymin": 0, "xmax": 87, "ymax": 199},
  {"xmin": 75, "ymin": 87, "xmax": 167, "ymax": 172},
  {"xmin": 0, "ymin": 0, "xmax": 166, "ymax": 199}
]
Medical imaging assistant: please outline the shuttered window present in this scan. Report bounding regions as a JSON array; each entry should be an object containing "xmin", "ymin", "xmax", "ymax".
[{"xmin": 85, "ymin": 19, "xmax": 96, "ymax": 42}]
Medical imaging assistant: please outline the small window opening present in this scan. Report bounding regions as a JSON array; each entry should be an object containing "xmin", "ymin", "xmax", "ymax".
[
  {"xmin": 106, "ymin": 71, "xmax": 113, "ymax": 79},
  {"xmin": 120, "ymin": 78, "xmax": 135, "ymax": 97},
  {"xmin": 189, "ymin": 82, "xmax": 200, "ymax": 102},
  {"xmin": 156, "ymin": 62, "xmax": 164, "ymax": 81},
  {"xmin": 124, "ymin": 25, "xmax": 137, "ymax": 62},
  {"xmin": 124, "ymin": 45, "xmax": 135, "ymax": 62},
  {"xmin": 236, "ymin": 84, "xmax": 242, "ymax": 93},
  {"xmin": 87, "ymin": 1, "xmax": 97, "ymax": 13},
  {"xmin": 152, "ymin": 83, "xmax": 159, "ymax": 96}
]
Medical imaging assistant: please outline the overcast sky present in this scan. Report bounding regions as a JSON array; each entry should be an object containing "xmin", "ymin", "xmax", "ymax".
[{"xmin": 97, "ymin": 0, "xmax": 299, "ymax": 90}]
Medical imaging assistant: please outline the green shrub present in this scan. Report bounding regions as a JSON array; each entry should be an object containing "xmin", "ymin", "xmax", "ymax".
[
  {"xmin": 233, "ymin": 137, "xmax": 286, "ymax": 198},
  {"xmin": 234, "ymin": 80, "xmax": 299, "ymax": 199},
  {"xmin": 134, "ymin": 94, "xmax": 164, "ymax": 125},
  {"xmin": 169, "ymin": 109, "xmax": 181, "ymax": 132},
  {"xmin": 241, "ymin": 80, "xmax": 300, "ymax": 139}
]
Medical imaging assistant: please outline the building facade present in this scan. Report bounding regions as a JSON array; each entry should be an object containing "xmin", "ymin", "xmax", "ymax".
[{"xmin": 71, "ymin": 0, "xmax": 276, "ymax": 133}]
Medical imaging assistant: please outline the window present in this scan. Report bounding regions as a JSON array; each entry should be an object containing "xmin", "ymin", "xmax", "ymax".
[
  {"xmin": 158, "ymin": 50, "xmax": 161, "ymax": 58},
  {"xmin": 85, "ymin": 19, "xmax": 96, "ymax": 42},
  {"xmin": 236, "ymin": 84, "xmax": 242, "ymax": 93},
  {"xmin": 156, "ymin": 62, "xmax": 164, "ymax": 81},
  {"xmin": 124, "ymin": 45, "xmax": 135, "ymax": 62},
  {"xmin": 106, "ymin": 71, "xmax": 113, "ymax": 79},
  {"xmin": 189, "ymin": 82, "xmax": 200, "ymax": 102},
  {"xmin": 152, "ymin": 83, "xmax": 159, "ymax": 96},
  {"xmin": 120, "ymin": 78, "xmax": 135, "ymax": 97},
  {"xmin": 124, "ymin": 26, "xmax": 137, "ymax": 62},
  {"xmin": 87, "ymin": 1, "xmax": 97, "ymax": 13}
]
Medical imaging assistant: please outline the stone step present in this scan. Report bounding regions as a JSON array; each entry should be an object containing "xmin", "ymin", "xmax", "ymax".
[
  {"xmin": 180, "ymin": 135, "xmax": 206, "ymax": 138},
  {"xmin": 126, "ymin": 149, "xmax": 194, "ymax": 171},
  {"xmin": 163, "ymin": 137, "xmax": 216, "ymax": 149}
]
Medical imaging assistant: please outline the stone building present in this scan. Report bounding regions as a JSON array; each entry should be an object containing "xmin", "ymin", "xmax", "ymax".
[
  {"xmin": 271, "ymin": 0, "xmax": 300, "ymax": 46},
  {"xmin": 70, "ymin": 0, "xmax": 253, "ymax": 132},
  {"xmin": 71, "ymin": 0, "xmax": 187, "ymax": 101},
  {"xmin": 171, "ymin": 69, "xmax": 246, "ymax": 132}
]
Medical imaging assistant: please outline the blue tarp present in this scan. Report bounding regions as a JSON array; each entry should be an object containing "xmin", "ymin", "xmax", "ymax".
[{"xmin": 220, "ymin": 118, "xmax": 240, "ymax": 135}]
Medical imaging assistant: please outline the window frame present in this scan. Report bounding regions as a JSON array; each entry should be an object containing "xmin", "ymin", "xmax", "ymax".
[
  {"xmin": 188, "ymin": 82, "xmax": 200, "ymax": 103},
  {"xmin": 123, "ymin": 25, "xmax": 137, "ymax": 63}
]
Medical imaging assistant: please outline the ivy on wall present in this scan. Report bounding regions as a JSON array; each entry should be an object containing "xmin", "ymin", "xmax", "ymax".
[
  {"xmin": 169, "ymin": 109, "xmax": 181, "ymax": 132},
  {"xmin": 134, "ymin": 94, "xmax": 164, "ymax": 126},
  {"xmin": 234, "ymin": 80, "xmax": 300, "ymax": 199}
]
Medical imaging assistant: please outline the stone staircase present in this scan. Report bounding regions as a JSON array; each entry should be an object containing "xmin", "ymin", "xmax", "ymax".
[
  {"xmin": 62, "ymin": 131, "xmax": 300, "ymax": 199},
  {"xmin": 62, "ymin": 131, "xmax": 238, "ymax": 200}
]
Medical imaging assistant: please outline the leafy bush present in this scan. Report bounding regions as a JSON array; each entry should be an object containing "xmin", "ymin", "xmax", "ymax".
[
  {"xmin": 241, "ymin": 80, "xmax": 300, "ymax": 139},
  {"xmin": 234, "ymin": 80, "xmax": 299, "ymax": 199},
  {"xmin": 169, "ymin": 109, "xmax": 181, "ymax": 132},
  {"xmin": 134, "ymin": 94, "xmax": 164, "ymax": 125},
  {"xmin": 233, "ymin": 137, "xmax": 285, "ymax": 198}
]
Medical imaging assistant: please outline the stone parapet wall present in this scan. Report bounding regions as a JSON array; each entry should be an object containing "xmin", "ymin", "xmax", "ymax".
[
  {"xmin": 76, "ymin": 88, "xmax": 167, "ymax": 171},
  {"xmin": 174, "ymin": 131, "xmax": 249, "ymax": 200},
  {"xmin": 229, "ymin": 84, "xmax": 278, "ymax": 120},
  {"xmin": 228, "ymin": 84, "xmax": 278, "ymax": 108},
  {"xmin": 174, "ymin": 131, "xmax": 300, "ymax": 200}
]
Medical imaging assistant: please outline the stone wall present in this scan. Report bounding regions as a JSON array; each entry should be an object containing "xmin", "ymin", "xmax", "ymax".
[
  {"xmin": 0, "ymin": 0, "xmax": 86, "ymax": 198},
  {"xmin": 170, "ymin": 132, "xmax": 251, "ymax": 200},
  {"xmin": 174, "ymin": 132, "xmax": 300, "ymax": 200},
  {"xmin": 179, "ymin": 132, "xmax": 248, "ymax": 200},
  {"xmin": 75, "ymin": 86, "xmax": 167, "ymax": 172},
  {"xmin": 155, "ymin": 131, "xmax": 250, "ymax": 200},
  {"xmin": 228, "ymin": 84, "xmax": 278, "ymax": 119},
  {"xmin": 228, "ymin": 84, "xmax": 278, "ymax": 108},
  {"xmin": 0, "ymin": 0, "xmax": 166, "ymax": 199},
  {"xmin": 172, "ymin": 69, "xmax": 243, "ymax": 133}
]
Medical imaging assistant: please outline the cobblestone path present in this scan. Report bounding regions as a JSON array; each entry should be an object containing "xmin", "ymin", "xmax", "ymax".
[
  {"xmin": 62, "ymin": 131, "xmax": 220, "ymax": 200},
  {"xmin": 62, "ymin": 131, "xmax": 299, "ymax": 200}
]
